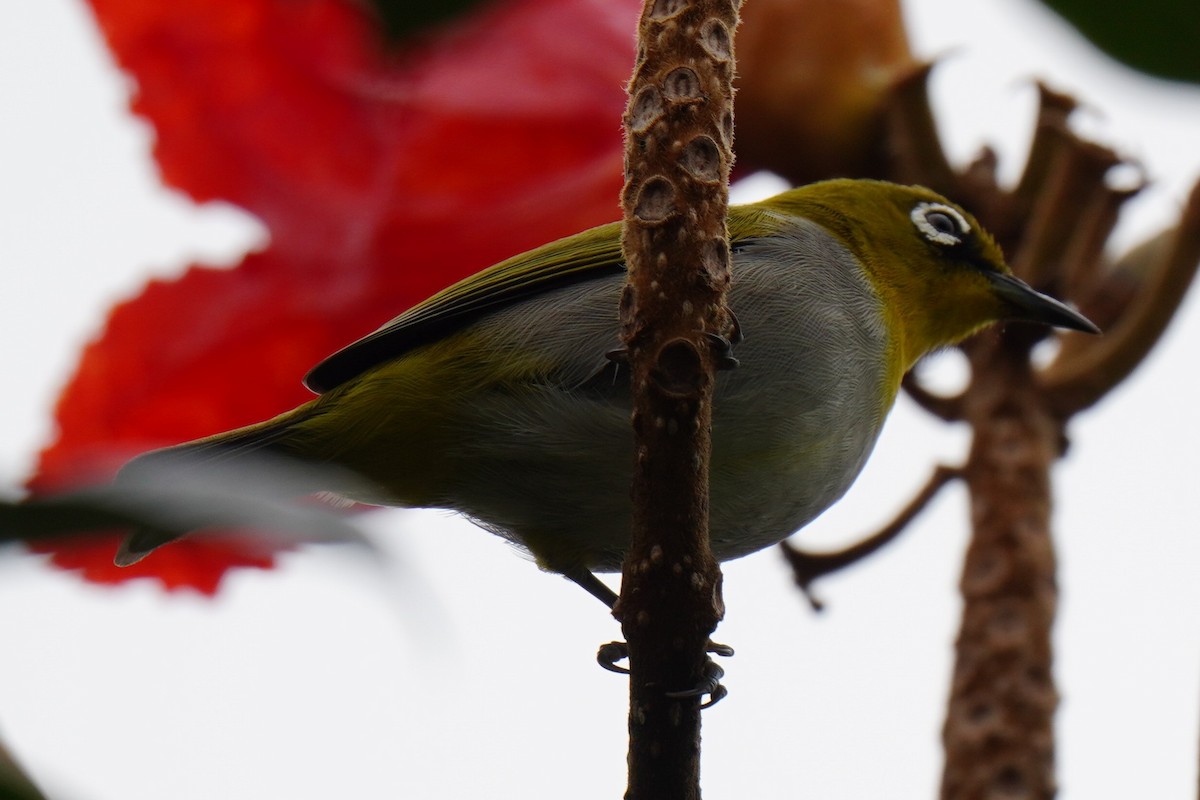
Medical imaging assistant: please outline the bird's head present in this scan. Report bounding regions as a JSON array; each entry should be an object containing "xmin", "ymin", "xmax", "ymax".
[{"xmin": 766, "ymin": 179, "xmax": 1098, "ymax": 371}]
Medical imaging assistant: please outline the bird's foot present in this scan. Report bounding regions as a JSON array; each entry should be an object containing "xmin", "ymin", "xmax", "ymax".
[{"xmin": 596, "ymin": 639, "xmax": 734, "ymax": 708}]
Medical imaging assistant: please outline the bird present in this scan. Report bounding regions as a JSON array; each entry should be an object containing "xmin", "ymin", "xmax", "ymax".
[{"xmin": 115, "ymin": 178, "xmax": 1098, "ymax": 607}]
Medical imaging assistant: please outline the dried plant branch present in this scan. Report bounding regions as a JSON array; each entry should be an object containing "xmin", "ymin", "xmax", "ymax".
[
  {"xmin": 1011, "ymin": 126, "xmax": 1121, "ymax": 289},
  {"xmin": 1060, "ymin": 182, "xmax": 1144, "ymax": 297},
  {"xmin": 616, "ymin": 0, "xmax": 739, "ymax": 796},
  {"xmin": 880, "ymin": 62, "xmax": 958, "ymax": 195},
  {"xmin": 1041, "ymin": 181, "xmax": 1144, "ymax": 372},
  {"xmin": 903, "ymin": 372, "xmax": 966, "ymax": 422},
  {"xmin": 1042, "ymin": 179, "xmax": 1200, "ymax": 416},
  {"xmin": 962, "ymin": 147, "xmax": 1000, "ymax": 194},
  {"xmin": 780, "ymin": 465, "xmax": 962, "ymax": 611},
  {"xmin": 1011, "ymin": 84, "xmax": 1078, "ymax": 217}
]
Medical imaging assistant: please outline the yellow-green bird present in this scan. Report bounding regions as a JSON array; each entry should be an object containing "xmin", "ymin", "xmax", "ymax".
[{"xmin": 116, "ymin": 179, "xmax": 1097, "ymax": 606}]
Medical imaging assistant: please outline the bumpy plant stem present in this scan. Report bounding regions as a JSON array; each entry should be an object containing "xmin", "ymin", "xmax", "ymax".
[
  {"xmin": 616, "ymin": 0, "xmax": 739, "ymax": 797},
  {"xmin": 939, "ymin": 331, "xmax": 1062, "ymax": 800}
]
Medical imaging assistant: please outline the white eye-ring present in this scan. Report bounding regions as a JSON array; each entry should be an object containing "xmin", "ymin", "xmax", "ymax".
[{"xmin": 912, "ymin": 202, "xmax": 970, "ymax": 246}]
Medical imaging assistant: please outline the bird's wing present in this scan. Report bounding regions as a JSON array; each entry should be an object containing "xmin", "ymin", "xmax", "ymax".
[
  {"xmin": 303, "ymin": 222, "xmax": 626, "ymax": 392},
  {"xmin": 303, "ymin": 208, "xmax": 774, "ymax": 393}
]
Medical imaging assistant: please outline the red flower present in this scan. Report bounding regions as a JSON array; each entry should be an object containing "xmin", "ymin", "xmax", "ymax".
[{"xmin": 29, "ymin": 0, "xmax": 639, "ymax": 591}]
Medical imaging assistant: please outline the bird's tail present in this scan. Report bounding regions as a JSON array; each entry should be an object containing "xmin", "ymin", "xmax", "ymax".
[
  {"xmin": 117, "ymin": 406, "xmax": 310, "ymax": 483},
  {"xmin": 113, "ymin": 405, "xmax": 333, "ymax": 566}
]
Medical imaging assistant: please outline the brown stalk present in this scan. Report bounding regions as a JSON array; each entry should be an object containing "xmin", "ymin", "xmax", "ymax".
[{"xmin": 616, "ymin": 0, "xmax": 739, "ymax": 797}]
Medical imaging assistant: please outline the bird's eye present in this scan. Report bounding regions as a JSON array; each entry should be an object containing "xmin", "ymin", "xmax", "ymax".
[
  {"xmin": 926, "ymin": 212, "xmax": 958, "ymax": 236},
  {"xmin": 911, "ymin": 202, "xmax": 970, "ymax": 246}
]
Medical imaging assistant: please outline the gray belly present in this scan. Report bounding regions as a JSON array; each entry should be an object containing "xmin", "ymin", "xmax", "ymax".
[{"xmin": 440, "ymin": 221, "xmax": 893, "ymax": 572}]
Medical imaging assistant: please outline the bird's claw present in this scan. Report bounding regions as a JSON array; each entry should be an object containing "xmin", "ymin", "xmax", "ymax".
[
  {"xmin": 664, "ymin": 657, "xmax": 728, "ymax": 708},
  {"xmin": 706, "ymin": 641, "xmax": 735, "ymax": 658},
  {"xmin": 604, "ymin": 347, "xmax": 629, "ymax": 364},
  {"xmin": 597, "ymin": 641, "xmax": 631, "ymax": 674},
  {"xmin": 595, "ymin": 639, "xmax": 734, "ymax": 707},
  {"xmin": 704, "ymin": 332, "xmax": 740, "ymax": 370},
  {"xmin": 726, "ymin": 308, "xmax": 744, "ymax": 346}
]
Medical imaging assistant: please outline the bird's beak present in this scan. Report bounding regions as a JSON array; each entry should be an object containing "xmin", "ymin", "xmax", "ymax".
[{"xmin": 986, "ymin": 272, "xmax": 1100, "ymax": 334}]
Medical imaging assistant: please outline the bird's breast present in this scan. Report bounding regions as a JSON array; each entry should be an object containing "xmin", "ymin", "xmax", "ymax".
[{"xmin": 704, "ymin": 225, "xmax": 896, "ymax": 560}]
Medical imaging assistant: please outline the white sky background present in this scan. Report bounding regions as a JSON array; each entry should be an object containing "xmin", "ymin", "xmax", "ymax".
[{"xmin": 1, "ymin": 1, "xmax": 1199, "ymax": 798}]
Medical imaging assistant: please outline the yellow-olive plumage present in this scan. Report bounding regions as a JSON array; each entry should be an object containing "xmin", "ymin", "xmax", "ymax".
[{"xmin": 117, "ymin": 180, "xmax": 1096, "ymax": 600}]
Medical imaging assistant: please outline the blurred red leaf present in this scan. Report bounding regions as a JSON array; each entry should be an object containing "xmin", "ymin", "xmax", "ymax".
[{"xmin": 29, "ymin": 0, "xmax": 638, "ymax": 591}]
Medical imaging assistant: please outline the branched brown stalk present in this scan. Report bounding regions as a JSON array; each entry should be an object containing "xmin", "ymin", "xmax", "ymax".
[
  {"xmin": 877, "ymin": 71, "xmax": 1200, "ymax": 800},
  {"xmin": 902, "ymin": 372, "xmax": 966, "ymax": 422},
  {"xmin": 616, "ymin": 0, "xmax": 740, "ymax": 797},
  {"xmin": 758, "ymin": 60, "xmax": 1198, "ymax": 799}
]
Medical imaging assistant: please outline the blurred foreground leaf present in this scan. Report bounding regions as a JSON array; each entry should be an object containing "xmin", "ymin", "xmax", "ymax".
[
  {"xmin": 0, "ymin": 739, "xmax": 47, "ymax": 800},
  {"xmin": 4, "ymin": 454, "xmax": 376, "ymax": 588}
]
